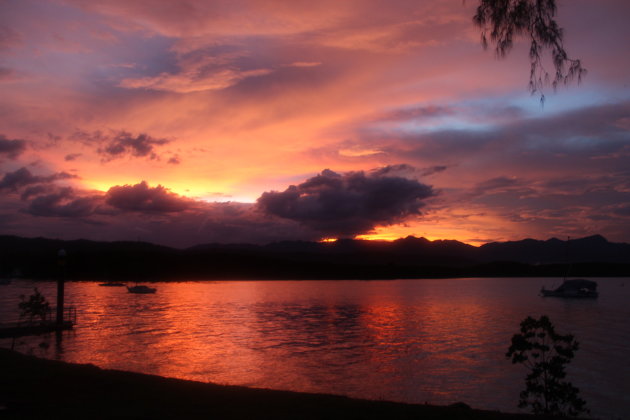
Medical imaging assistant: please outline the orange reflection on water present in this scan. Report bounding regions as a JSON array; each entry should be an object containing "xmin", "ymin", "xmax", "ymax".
[
  {"xmin": 359, "ymin": 281, "xmax": 499, "ymax": 399},
  {"xmin": 5, "ymin": 278, "xmax": 627, "ymax": 418},
  {"xmin": 45, "ymin": 279, "xmax": 508, "ymax": 406}
]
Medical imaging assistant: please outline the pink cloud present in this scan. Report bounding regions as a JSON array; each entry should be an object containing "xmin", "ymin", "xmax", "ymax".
[
  {"xmin": 0, "ymin": 0, "xmax": 629, "ymax": 246},
  {"xmin": 120, "ymin": 67, "xmax": 273, "ymax": 93}
]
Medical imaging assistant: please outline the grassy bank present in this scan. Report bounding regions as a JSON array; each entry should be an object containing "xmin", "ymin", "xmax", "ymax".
[{"xmin": 0, "ymin": 348, "xmax": 546, "ymax": 419}]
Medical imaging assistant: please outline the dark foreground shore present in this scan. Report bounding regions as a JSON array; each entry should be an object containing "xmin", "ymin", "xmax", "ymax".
[{"xmin": 0, "ymin": 348, "xmax": 547, "ymax": 419}]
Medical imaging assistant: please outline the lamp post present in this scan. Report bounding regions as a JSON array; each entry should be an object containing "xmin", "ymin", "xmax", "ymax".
[{"xmin": 57, "ymin": 249, "xmax": 66, "ymax": 326}]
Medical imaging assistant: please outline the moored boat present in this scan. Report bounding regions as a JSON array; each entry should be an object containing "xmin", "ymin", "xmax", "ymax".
[
  {"xmin": 540, "ymin": 279, "xmax": 598, "ymax": 298},
  {"xmin": 127, "ymin": 284, "xmax": 157, "ymax": 294}
]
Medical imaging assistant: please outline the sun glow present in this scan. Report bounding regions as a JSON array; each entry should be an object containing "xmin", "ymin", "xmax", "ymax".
[
  {"xmin": 355, "ymin": 225, "xmax": 484, "ymax": 245},
  {"xmin": 319, "ymin": 238, "xmax": 338, "ymax": 243},
  {"xmin": 355, "ymin": 232, "xmax": 403, "ymax": 242},
  {"xmin": 79, "ymin": 178, "xmax": 245, "ymax": 202}
]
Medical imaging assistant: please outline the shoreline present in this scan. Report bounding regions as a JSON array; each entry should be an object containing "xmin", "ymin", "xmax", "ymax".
[
  {"xmin": 7, "ymin": 274, "xmax": 625, "ymax": 284},
  {"xmin": 0, "ymin": 348, "xmax": 543, "ymax": 419}
]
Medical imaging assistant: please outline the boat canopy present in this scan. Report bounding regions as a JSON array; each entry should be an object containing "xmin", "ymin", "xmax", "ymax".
[{"xmin": 556, "ymin": 279, "xmax": 598, "ymax": 292}]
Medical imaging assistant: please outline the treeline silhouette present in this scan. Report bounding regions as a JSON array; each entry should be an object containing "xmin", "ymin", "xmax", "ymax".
[{"xmin": 1, "ymin": 234, "xmax": 628, "ymax": 281}]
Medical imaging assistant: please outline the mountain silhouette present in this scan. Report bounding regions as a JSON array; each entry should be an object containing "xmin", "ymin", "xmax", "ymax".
[
  {"xmin": 1, "ymin": 234, "xmax": 628, "ymax": 280},
  {"xmin": 477, "ymin": 235, "xmax": 628, "ymax": 264}
]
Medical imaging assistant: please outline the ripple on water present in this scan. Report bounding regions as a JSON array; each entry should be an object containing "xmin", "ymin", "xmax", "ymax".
[{"xmin": 1, "ymin": 278, "xmax": 628, "ymax": 419}]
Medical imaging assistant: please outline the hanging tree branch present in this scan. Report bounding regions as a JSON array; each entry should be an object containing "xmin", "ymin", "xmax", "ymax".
[{"xmin": 473, "ymin": 0, "xmax": 586, "ymax": 104}]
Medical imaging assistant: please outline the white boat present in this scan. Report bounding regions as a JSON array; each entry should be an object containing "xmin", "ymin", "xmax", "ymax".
[
  {"xmin": 127, "ymin": 284, "xmax": 157, "ymax": 294},
  {"xmin": 541, "ymin": 237, "xmax": 599, "ymax": 299},
  {"xmin": 540, "ymin": 279, "xmax": 598, "ymax": 298}
]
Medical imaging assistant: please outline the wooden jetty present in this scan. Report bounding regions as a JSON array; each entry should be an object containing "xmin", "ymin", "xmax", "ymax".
[
  {"xmin": 0, "ymin": 248, "xmax": 76, "ymax": 339},
  {"xmin": 0, "ymin": 307, "xmax": 76, "ymax": 339}
]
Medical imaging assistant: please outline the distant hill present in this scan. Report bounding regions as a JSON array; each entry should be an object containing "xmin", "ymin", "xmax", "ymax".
[
  {"xmin": 1, "ymin": 234, "xmax": 628, "ymax": 280},
  {"xmin": 477, "ymin": 234, "xmax": 630, "ymax": 264}
]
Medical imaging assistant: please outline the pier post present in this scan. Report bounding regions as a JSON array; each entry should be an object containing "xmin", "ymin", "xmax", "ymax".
[{"xmin": 56, "ymin": 249, "xmax": 66, "ymax": 326}]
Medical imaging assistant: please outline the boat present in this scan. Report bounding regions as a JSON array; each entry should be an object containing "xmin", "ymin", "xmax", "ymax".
[
  {"xmin": 98, "ymin": 282, "xmax": 126, "ymax": 287},
  {"xmin": 540, "ymin": 279, "xmax": 598, "ymax": 298},
  {"xmin": 540, "ymin": 237, "xmax": 599, "ymax": 299},
  {"xmin": 127, "ymin": 284, "xmax": 157, "ymax": 294},
  {"xmin": 0, "ymin": 278, "xmax": 11, "ymax": 286}
]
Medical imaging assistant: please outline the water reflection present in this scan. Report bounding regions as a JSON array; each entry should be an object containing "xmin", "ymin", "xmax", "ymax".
[{"xmin": 1, "ymin": 278, "xmax": 628, "ymax": 418}]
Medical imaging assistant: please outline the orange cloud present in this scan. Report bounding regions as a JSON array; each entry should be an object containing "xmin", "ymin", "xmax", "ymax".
[{"xmin": 0, "ymin": 0, "xmax": 629, "ymax": 246}]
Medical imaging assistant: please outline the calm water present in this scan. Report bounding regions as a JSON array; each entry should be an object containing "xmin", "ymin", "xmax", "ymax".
[{"xmin": 1, "ymin": 278, "xmax": 629, "ymax": 418}]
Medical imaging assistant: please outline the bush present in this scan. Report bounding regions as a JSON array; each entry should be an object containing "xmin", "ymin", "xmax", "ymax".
[
  {"xmin": 18, "ymin": 288, "xmax": 50, "ymax": 323},
  {"xmin": 506, "ymin": 315, "xmax": 588, "ymax": 417}
]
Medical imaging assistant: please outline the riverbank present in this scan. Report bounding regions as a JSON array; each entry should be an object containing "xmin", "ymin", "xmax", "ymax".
[{"xmin": 0, "ymin": 348, "xmax": 545, "ymax": 419}]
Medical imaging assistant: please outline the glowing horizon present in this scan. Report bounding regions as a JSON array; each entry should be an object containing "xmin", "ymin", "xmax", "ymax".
[{"xmin": 0, "ymin": 0, "xmax": 629, "ymax": 248}]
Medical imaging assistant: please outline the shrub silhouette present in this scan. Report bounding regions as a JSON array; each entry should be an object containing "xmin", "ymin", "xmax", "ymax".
[
  {"xmin": 507, "ymin": 315, "xmax": 588, "ymax": 417},
  {"xmin": 18, "ymin": 288, "xmax": 50, "ymax": 323}
]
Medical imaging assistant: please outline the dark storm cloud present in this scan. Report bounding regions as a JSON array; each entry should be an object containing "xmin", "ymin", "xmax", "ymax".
[
  {"xmin": 1, "ymin": 196, "xmax": 324, "ymax": 248},
  {"xmin": 64, "ymin": 153, "xmax": 82, "ymax": 161},
  {"xmin": 185, "ymin": 202, "xmax": 323, "ymax": 245},
  {"xmin": 0, "ymin": 167, "xmax": 77, "ymax": 192},
  {"xmin": 370, "ymin": 164, "xmax": 418, "ymax": 177},
  {"xmin": 257, "ymin": 168, "xmax": 435, "ymax": 236},
  {"xmin": 371, "ymin": 164, "xmax": 447, "ymax": 178},
  {"xmin": 2, "ymin": 183, "xmax": 325, "ymax": 247},
  {"xmin": 0, "ymin": 135, "xmax": 27, "ymax": 159},
  {"xmin": 21, "ymin": 180, "xmax": 195, "ymax": 219},
  {"xmin": 70, "ymin": 130, "xmax": 171, "ymax": 161},
  {"xmin": 0, "ymin": 168, "xmax": 32, "ymax": 191},
  {"xmin": 98, "ymin": 131, "xmax": 170, "ymax": 161},
  {"xmin": 105, "ymin": 181, "xmax": 191, "ymax": 213},
  {"xmin": 20, "ymin": 185, "xmax": 49, "ymax": 201},
  {"xmin": 24, "ymin": 187, "xmax": 100, "ymax": 218}
]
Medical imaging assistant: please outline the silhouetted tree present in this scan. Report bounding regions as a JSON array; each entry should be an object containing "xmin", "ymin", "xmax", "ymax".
[
  {"xmin": 18, "ymin": 288, "xmax": 50, "ymax": 323},
  {"xmin": 473, "ymin": 0, "xmax": 586, "ymax": 103},
  {"xmin": 507, "ymin": 315, "xmax": 588, "ymax": 417}
]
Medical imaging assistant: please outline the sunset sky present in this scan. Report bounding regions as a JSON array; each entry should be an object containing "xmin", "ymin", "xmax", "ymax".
[{"xmin": 1, "ymin": 0, "xmax": 629, "ymax": 248}]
